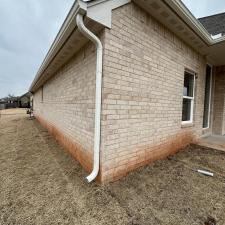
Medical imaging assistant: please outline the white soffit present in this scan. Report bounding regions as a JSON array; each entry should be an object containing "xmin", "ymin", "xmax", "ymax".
[
  {"xmin": 30, "ymin": 0, "xmax": 225, "ymax": 92},
  {"xmin": 30, "ymin": 0, "xmax": 132, "ymax": 92},
  {"xmin": 133, "ymin": 0, "xmax": 208, "ymax": 54},
  {"xmin": 133, "ymin": 0, "xmax": 225, "ymax": 66}
]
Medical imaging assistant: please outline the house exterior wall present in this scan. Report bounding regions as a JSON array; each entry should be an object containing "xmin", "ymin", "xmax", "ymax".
[
  {"xmin": 213, "ymin": 66, "xmax": 225, "ymax": 135},
  {"xmin": 100, "ymin": 3, "xmax": 208, "ymax": 183},
  {"xmin": 20, "ymin": 96, "xmax": 30, "ymax": 108},
  {"xmin": 33, "ymin": 2, "xmax": 213, "ymax": 184},
  {"xmin": 33, "ymin": 42, "xmax": 98, "ymax": 173}
]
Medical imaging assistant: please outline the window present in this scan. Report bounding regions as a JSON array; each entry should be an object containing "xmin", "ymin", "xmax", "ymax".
[
  {"xmin": 203, "ymin": 65, "xmax": 212, "ymax": 128},
  {"xmin": 182, "ymin": 71, "xmax": 195, "ymax": 124}
]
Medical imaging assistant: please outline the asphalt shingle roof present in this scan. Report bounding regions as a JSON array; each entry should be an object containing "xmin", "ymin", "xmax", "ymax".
[{"xmin": 198, "ymin": 12, "xmax": 225, "ymax": 36}]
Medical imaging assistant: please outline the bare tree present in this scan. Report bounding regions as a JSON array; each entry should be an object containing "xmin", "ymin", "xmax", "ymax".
[{"xmin": 1, "ymin": 93, "xmax": 16, "ymax": 101}]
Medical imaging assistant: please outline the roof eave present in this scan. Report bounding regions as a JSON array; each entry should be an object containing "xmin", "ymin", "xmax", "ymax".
[
  {"xmin": 133, "ymin": 0, "xmax": 225, "ymax": 66},
  {"xmin": 166, "ymin": 0, "xmax": 225, "ymax": 46},
  {"xmin": 29, "ymin": 0, "xmax": 87, "ymax": 92},
  {"xmin": 30, "ymin": 0, "xmax": 225, "ymax": 93},
  {"xmin": 29, "ymin": 0, "xmax": 131, "ymax": 93}
]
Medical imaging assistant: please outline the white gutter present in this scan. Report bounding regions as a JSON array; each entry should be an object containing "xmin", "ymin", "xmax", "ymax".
[
  {"xmin": 168, "ymin": 0, "xmax": 225, "ymax": 45},
  {"xmin": 76, "ymin": 13, "xmax": 103, "ymax": 183}
]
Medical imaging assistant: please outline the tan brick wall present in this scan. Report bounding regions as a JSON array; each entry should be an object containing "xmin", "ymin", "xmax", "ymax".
[
  {"xmin": 213, "ymin": 66, "xmax": 225, "ymax": 135},
  {"xmin": 100, "ymin": 3, "xmax": 208, "ymax": 182},
  {"xmin": 33, "ymin": 2, "xmax": 212, "ymax": 183},
  {"xmin": 33, "ymin": 42, "xmax": 97, "ymax": 170}
]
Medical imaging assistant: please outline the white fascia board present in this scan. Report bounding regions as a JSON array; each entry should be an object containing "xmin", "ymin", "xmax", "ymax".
[{"xmin": 86, "ymin": 0, "xmax": 131, "ymax": 28}]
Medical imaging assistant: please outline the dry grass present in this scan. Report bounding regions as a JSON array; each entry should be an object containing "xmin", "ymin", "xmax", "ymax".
[
  {"xmin": 0, "ymin": 109, "xmax": 225, "ymax": 225},
  {"xmin": 0, "ymin": 108, "xmax": 27, "ymax": 116}
]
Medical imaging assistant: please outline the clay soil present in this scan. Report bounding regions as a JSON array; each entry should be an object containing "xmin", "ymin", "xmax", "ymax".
[{"xmin": 0, "ymin": 109, "xmax": 225, "ymax": 225}]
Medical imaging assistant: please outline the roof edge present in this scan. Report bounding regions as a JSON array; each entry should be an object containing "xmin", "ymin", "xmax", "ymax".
[
  {"xmin": 166, "ymin": 0, "xmax": 212, "ymax": 43},
  {"xmin": 167, "ymin": 0, "xmax": 225, "ymax": 45},
  {"xmin": 30, "ymin": 0, "xmax": 225, "ymax": 93},
  {"xmin": 29, "ymin": 0, "xmax": 131, "ymax": 92},
  {"xmin": 29, "ymin": 0, "xmax": 87, "ymax": 92}
]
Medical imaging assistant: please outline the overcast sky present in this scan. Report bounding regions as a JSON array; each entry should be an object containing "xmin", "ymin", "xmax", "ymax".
[
  {"xmin": 182, "ymin": 0, "xmax": 225, "ymax": 18},
  {"xmin": 0, "ymin": 0, "xmax": 225, "ymax": 98},
  {"xmin": 0, "ymin": 0, "xmax": 73, "ymax": 98}
]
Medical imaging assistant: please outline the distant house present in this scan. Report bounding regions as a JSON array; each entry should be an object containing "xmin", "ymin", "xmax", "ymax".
[
  {"xmin": 29, "ymin": 0, "xmax": 225, "ymax": 183},
  {"xmin": 19, "ymin": 92, "xmax": 31, "ymax": 108},
  {"xmin": 0, "ymin": 93, "xmax": 31, "ymax": 109},
  {"xmin": 2, "ymin": 96, "xmax": 19, "ymax": 109}
]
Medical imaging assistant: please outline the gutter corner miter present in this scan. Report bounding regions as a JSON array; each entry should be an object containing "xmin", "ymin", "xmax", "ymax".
[{"xmin": 76, "ymin": 13, "xmax": 103, "ymax": 183}]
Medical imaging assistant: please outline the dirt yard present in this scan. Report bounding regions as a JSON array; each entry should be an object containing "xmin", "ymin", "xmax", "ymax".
[{"xmin": 0, "ymin": 109, "xmax": 225, "ymax": 225}]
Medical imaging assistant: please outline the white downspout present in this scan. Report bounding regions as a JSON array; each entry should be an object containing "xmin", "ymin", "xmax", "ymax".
[{"xmin": 76, "ymin": 13, "xmax": 103, "ymax": 183}]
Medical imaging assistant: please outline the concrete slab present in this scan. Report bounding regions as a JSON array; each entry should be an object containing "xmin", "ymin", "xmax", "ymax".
[{"xmin": 198, "ymin": 135, "xmax": 225, "ymax": 152}]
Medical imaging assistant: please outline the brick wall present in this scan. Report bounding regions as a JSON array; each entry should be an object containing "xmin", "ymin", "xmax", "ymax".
[
  {"xmin": 33, "ymin": 42, "xmax": 97, "ymax": 172},
  {"xmin": 213, "ymin": 66, "xmax": 225, "ymax": 135},
  {"xmin": 100, "ymin": 3, "xmax": 208, "ymax": 183},
  {"xmin": 33, "ymin": 2, "xmax": 211, "ymax": 184}
]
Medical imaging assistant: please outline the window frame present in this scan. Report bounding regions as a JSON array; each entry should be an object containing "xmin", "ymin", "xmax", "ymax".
[
  {"xmin": 202, "ymin": 64, "xmax": 213, "ymax": 129},
  {"xmin": 41, "ymin": 86, "xmax": 44, "ymax": 103},
  {"xmin": 181, "ymin": 70, "xmax": 196, "ymax": 125}
]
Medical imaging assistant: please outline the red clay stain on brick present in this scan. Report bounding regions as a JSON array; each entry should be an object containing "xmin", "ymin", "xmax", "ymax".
[
  {"xmin": 35, "ymin": 114, "xmax": 196, "ymax": 184},
  {"xmin": 35, "ymin": 115, "xmax": 96, "ymax": 176},
  {"xmin": 101, "ymin": 131, "xmax": 197, "ymax": 184},
  {"xmin": 36, "ymin": 115, "xmax": 106, "ymax": 183}
]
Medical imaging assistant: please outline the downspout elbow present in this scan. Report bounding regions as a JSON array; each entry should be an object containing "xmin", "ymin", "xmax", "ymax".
[{"xmin": 76, "ymin": 13, "xmax": 103, "ymax": 183}]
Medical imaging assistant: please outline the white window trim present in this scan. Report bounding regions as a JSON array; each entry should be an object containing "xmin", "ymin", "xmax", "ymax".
[
  {"xmin": 181, "ymin": 71, "xmax": 196, "ymax": 125},
  {"xmin": 203, "ymin": 64, "xmax": 213, "ymax": 129},
  {"xmin": 41, "ymin": 86, "xmax": 44, "ymax": 103}
]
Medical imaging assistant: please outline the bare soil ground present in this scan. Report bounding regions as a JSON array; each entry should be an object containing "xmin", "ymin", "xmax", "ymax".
[{"xmin": 0, "ymin": 109, "xmax": 225, "ymax": 225}]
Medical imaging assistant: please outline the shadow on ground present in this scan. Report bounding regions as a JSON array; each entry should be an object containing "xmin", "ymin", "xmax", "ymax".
[{"xmin": 0, "ymin": 110, "xmax": 224, "ymax": 225}]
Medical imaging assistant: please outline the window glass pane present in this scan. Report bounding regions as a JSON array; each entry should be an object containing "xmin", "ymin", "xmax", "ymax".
[
  {"xmin": 183, "ymin": 72, "xmax": 194, "ymax": 97},
  {"xmin": 203, "ymin": 66, "xmax": 212, "ymax": 128},
  {"xmin": 182, "ymin": 98, "xmax": 192, "ymax": 121}
]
